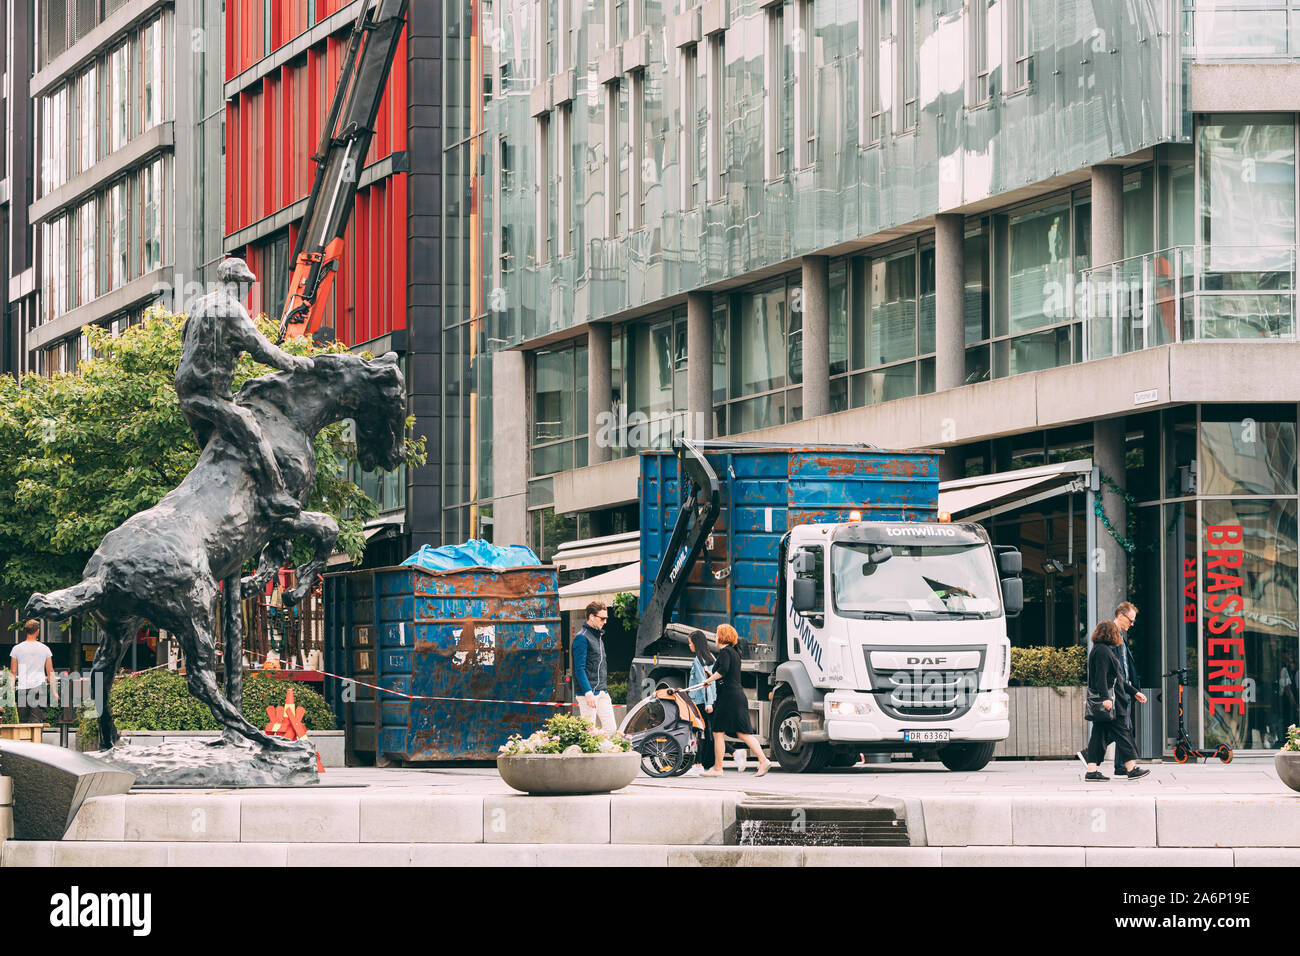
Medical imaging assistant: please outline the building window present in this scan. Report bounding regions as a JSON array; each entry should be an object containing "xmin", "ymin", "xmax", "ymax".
[
  {"xmin": 110, "ymin": 40, "xmax": 131, "ymax": 152},
  {"xmin": 865, "ymin": 0, "xmax": 888, "ymax": 144},
  {"xmin": 1006, "ymin": 0, "xmax": 1032, "ymax": 92},
  {"xmin": 76, "ymin": 199, "xmax": 97, "ymax": 308},
  {"xmin": 531, "ymin": 341, "xmax": 589, "ymax": 476},
  {"xmin": 764, "ymin": 2, "xmax": 787, "ymax": 181},
  {"xmin": 557, "ymin": 105, "xmax": 573, "ymax": 257},
  {"xmin": 604, "ymin": 81, "xmax": 619, "ymax": 236},
  {"xmin": 142, "ymin": 17, "xmax": 164, "ymax": 131},
  {"xmin": 630, "ymin": 71, "xmax": 645, "ymax": 229},
  {"xmin": 41, "ymin": 84, "xmax": 69, "ymax": 196},
  {"xmin": 109, "ymin": 178, "xmax": 131, "ymax": 290},
  {"xmin": 896, "ymin": 0, "xmax": 916, "ymax": 131},
  {"xmin": 611, "ymin": 309, "xmax": 689, "ymax": 453},
  {"xmin": 77, "ymin": 66, "xmax": 97, "ymax": 173},
  {"xmin": 706, "ymin": 32, "xmax": 725, "ymax": 201},
  {"xmin": 969, "ymin": 0, "xmax": 991, "ymax": 106},
  {"xmin": 680, "ymin": 44, "xmax": 699, "ymax": 210},
  {"xmin": 795, "ymin": 0, "xmax": 814, "ymax": 168},
  {"xmin": 140, "ymin": 158, "xmax": 164, "ymax": 274},
  {"xmin": 536, "ymin": 114, "xmax": 551, "ymax": 262}
]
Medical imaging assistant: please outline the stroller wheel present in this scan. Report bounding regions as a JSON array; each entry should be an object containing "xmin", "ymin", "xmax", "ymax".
[{"xmin": 640, "ymin": 732, "xmax": 684, "ymax": 778}]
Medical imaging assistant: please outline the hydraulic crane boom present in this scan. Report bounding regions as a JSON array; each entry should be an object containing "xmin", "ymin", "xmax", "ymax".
[{"xmin": 277, "ymin": 0, "xmax": 409, "ymax": 344}]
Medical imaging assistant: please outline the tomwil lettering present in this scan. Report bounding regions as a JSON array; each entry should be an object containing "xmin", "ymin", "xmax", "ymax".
[{"xmin": 1204, "ymin": 524, "xmax": 1246, "ymax": 716}]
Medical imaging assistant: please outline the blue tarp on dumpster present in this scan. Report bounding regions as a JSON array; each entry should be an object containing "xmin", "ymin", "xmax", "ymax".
[{"xmin": 401, "ymin": 539, "xmax": 541, "ymax": 573}]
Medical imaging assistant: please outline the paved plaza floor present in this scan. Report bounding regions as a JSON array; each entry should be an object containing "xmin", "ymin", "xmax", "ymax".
[{"xmin": 315, "ymin": 754, "xmax": 1288, "ymax": 798}]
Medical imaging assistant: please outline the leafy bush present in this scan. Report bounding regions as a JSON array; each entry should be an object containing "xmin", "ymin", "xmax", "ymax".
[
  {"xmin": 499, "ymin": 713, "xmax": 630, "ymax": 755},
  {"xmin": 606, "ymin": 671, "xmax": 628, "ymax": 705},
  {"xmin": 1009, "ymin": 645, "xmax": 1087, "ymax": 687},
  {"xmin": 76, "ymin": 670, "xmax": 335, "ymax": 746},
  {"xmin": 1283, "ymin": 725, "xmax": 1299, "ymax": 753},
  {"xmin": 612, "ymin": 592, "xmax": 638, "ymax": 631}
]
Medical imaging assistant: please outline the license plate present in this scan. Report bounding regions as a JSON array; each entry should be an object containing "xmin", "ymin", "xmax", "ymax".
[{"xmin": 903, "ymin": 730, "xmax": 950, "ymax": 743}]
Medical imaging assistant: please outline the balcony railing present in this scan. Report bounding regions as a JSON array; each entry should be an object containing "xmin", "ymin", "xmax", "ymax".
[
  {"xmin": 1183, "ymin": 2, "xmax": 1300, "ymax": 60},
  {"xmin": 1080, "ymin": 245, "xmax": 1298, "ymax": 361}
]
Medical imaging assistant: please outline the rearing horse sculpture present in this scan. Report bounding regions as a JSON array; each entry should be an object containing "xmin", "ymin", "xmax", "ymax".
[{"xmin": 25, "ymin": 351, "xmax": 407, "ymax": 750}]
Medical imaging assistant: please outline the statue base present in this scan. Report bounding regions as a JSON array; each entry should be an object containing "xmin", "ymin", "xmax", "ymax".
[{"xmin": 94, "ymin": 732, "xmax": 319, "ymax": 788}]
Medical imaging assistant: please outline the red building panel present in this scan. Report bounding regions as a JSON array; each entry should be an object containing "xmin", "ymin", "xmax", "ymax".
[{"xmin": 226, "ymin": 3, "xmax": 410, "ymax": 346}]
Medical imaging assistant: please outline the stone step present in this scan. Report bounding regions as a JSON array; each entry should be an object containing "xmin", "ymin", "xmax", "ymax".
[
  {"xmin": 5, "ymin": 841, "xmax": 1300, "ymax": 867},
  {"xmin": 31, "ymin": 788, "xmax": 1300, "ymax": 850}
]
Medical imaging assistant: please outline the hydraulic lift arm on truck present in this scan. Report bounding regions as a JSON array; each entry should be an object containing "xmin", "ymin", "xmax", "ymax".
[
  {"xmin": 276, "ymin": 0, "xmax": 410, "ymax": 344},
  {"xmin": 633, "ymin": 439, "xmax": 721, "ymax": 662}
]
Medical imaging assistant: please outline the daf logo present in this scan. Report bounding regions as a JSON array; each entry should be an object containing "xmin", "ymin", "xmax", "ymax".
[{"xmin": 907, "ymin": 656, "xmax": 947, "ymax": 665}]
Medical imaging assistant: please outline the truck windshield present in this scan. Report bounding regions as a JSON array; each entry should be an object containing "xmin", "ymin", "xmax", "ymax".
[{"xmin": 831, "ymin": 543, "xmax": 1002, "ymax": 618}]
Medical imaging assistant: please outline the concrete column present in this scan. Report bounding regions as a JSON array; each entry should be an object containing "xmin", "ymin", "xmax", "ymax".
[
  {"xmin": 935, "ymin": 214, "xmax": 966, "ymax": 393},
  {"xmin": 801, "ymin": 255, "xmax": 831, "ymax": 419},
  {"xmin": 587, "ymin": 322, "xmax": 612, "ymax": 465},
  {"xmin": 492, "ymin": 350, "xmax": 530, "ymax": 547},
  {"xmin": 1093, "ymin": 416, "xmax": 1129, "ymax": 624},
  {"xmin": 1090, "ymin": 164, "xmax": 1125, "ymax": 269},
  {"xmin": 686, "ymin": 291, "xmax": 714, "ymax": 439}
]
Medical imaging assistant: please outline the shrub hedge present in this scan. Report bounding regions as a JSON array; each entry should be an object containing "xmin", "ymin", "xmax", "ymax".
[
  {"xmin": 76, "ymin": 670, "xmax": 335, "ymax": 747},
  {"xmin": 1009, "ymin": 645, "xmax": 1087, "ymax": 687}
]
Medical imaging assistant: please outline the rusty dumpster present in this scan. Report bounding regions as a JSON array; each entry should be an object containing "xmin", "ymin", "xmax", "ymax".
[{"xmin": 323, "ymin": 563, "xmax": 565, "ymax": 763}]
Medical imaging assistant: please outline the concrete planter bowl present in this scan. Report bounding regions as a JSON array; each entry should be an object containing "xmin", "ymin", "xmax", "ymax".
[
  {"xmin": 1275, "ymin": 751, "xmax": 1300, "ymax": 792},
  {"xmin": 497, "ymin": 751, "xmax": 640, "ymax": 795}
]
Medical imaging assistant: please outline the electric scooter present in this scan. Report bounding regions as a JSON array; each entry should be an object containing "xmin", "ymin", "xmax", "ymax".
[{"xmin": 1163, "ymin": 667, "xmax": 1234, "ymax": 764}]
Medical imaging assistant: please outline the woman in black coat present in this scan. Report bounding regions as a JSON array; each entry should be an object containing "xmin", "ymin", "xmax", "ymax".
[
  {"xmin": 698, "ymin": 623, "xmax": 772, "ymax": 777},
  {"xmin": 1082, "ymin": 620, "xmax": 1149, "ymax": 780}
]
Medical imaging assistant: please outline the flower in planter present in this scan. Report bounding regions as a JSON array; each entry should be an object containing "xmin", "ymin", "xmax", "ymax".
[
  {"xmin": 499, "ymin": 714, "xmax": 631, "ymax": 755},
  {"xmin": 1283, "ymin": 725, "xmax": 1299, "ymax": 753}
]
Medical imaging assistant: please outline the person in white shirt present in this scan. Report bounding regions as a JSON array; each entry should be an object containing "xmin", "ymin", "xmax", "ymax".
[{"xmin": 9, "ymin": 620, "xmax": 55, "ymax": 724}]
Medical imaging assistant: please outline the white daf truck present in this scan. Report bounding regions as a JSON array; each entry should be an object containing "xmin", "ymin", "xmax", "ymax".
[{"xmin": 629, "ymin": 440, "xmax": 1023, "ymax": 773}]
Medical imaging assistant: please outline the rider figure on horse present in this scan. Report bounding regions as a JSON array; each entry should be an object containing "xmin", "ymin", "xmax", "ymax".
[{"xmin": 175, "ymin": 257, "xmax": 314, "ymax": 523}]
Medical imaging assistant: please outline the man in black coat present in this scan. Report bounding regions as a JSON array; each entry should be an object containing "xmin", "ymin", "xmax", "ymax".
[{"xmin": 1112, "ymin": 601, "xmax": 1142, "ymax": 774}]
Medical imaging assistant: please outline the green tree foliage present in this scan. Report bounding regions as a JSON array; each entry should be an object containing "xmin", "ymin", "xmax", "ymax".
[{"xmin": 0, "ymin": 309, "xmax": 425, "ymax": 611}]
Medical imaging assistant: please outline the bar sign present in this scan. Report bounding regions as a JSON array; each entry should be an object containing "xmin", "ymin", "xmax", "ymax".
[{"xmin": 1133, "ymin": 388, "xmax": 1158, "ymax": 405}]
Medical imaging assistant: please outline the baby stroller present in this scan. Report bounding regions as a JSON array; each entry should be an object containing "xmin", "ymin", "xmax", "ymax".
[{"xmin": 619, "ymin": 685, "xmax": 707, "ymax": 777}]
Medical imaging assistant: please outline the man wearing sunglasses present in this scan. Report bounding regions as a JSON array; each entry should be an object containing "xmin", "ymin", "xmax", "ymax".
[
  {"xmin": 1111, "ymin": 601, "xmax": 1147, "ymax": 775},
  {"xmin": 573, "ymin": 601, "xmax": 616, "ymax": 730}
]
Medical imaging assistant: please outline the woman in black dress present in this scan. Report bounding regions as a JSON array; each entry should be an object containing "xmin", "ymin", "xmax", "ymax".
[
  {"xmin": 1082, "ymin": 620, "xmax": 1149, "ymax": 781},
  {"xmin": 698, "ymin": 623, "xmax": 772, "ymax": 777}
]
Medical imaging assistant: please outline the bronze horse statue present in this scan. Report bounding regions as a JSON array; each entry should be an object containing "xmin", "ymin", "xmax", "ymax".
[{"xmin": 24, "ymin": 351, "xmax": 406, "ymax": 751}]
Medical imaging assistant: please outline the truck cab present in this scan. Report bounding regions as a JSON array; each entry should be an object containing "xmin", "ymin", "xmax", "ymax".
[{"xmin": 775, "ymin": 519, "xmax": 1022, "ymax": 772}]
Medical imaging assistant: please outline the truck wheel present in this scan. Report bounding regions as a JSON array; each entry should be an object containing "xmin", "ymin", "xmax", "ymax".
[
  {"xmin": 771, "ymin": 697, "xmax": 831, "ymax": 773},
  {"xmin": 936, "ymin": 741, "xmax": 997, "ymax": 772}
]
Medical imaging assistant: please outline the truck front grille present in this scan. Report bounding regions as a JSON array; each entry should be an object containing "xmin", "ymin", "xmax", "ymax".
[{"xmin": 863, "ymin": 646, "xmax": 986, "ymax": 722}]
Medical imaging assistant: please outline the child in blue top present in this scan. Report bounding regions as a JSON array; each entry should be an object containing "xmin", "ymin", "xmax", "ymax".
[{"xmin": 687, "ymin": 630, "xmax": 718, "ymax": 771}]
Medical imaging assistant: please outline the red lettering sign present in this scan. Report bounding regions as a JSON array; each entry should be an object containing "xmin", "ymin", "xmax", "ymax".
[{"xmin": 1203, "ymin": 525, "xmax": 1245, "ymax": 720}]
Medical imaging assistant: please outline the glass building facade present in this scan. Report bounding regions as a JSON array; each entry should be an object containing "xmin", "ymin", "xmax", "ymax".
[{"xmin": 469, "ymin": 0, "xmax": 1300, "ymax": 753}]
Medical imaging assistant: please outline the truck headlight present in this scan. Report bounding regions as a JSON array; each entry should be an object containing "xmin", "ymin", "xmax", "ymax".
[
  {"xmin": 978, "ymin": 691, "xmax": 1009, "ymax": 717},
  {"xmin": 828, "ymin": 698, "xmax": 873, "ymax": 717}
]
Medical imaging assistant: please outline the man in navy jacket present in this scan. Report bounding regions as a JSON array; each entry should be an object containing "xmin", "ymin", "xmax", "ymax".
[
  {"xmin": 1113, "ymin": 601, "xmax": 1143, "ymax": 774},
  {"xmin": 573, "ymin": 601, "xmax": 615, "ymax": 730}
]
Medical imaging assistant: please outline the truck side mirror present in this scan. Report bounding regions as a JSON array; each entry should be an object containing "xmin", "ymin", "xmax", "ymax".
[
  {"xmin": 998, "ymin": 549, "xmax": 1022, "ymax": 575},
  {"xmin": 792, "ymin": 577, "xmax": 818, "ymax": 613},
  {"xmin": 791, "ymin": 551, "xmax": 815, "ymax": 575},
  {"xmin": 1001, "ymin": 577, "xmax": 1023, "ymax": 617}
]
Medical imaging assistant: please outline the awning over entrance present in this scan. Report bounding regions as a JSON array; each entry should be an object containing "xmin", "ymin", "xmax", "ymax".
[
  {"xmin": 553, "ymin": 530, "xmax": 640, "ymax": 571},
  {"xmin": 938, "ymin": 459, "xmax": 1093, "ymax": 523},
  {"xmin": 558, "ymin": 562, "xmax": 640, "ymax": 611}
]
